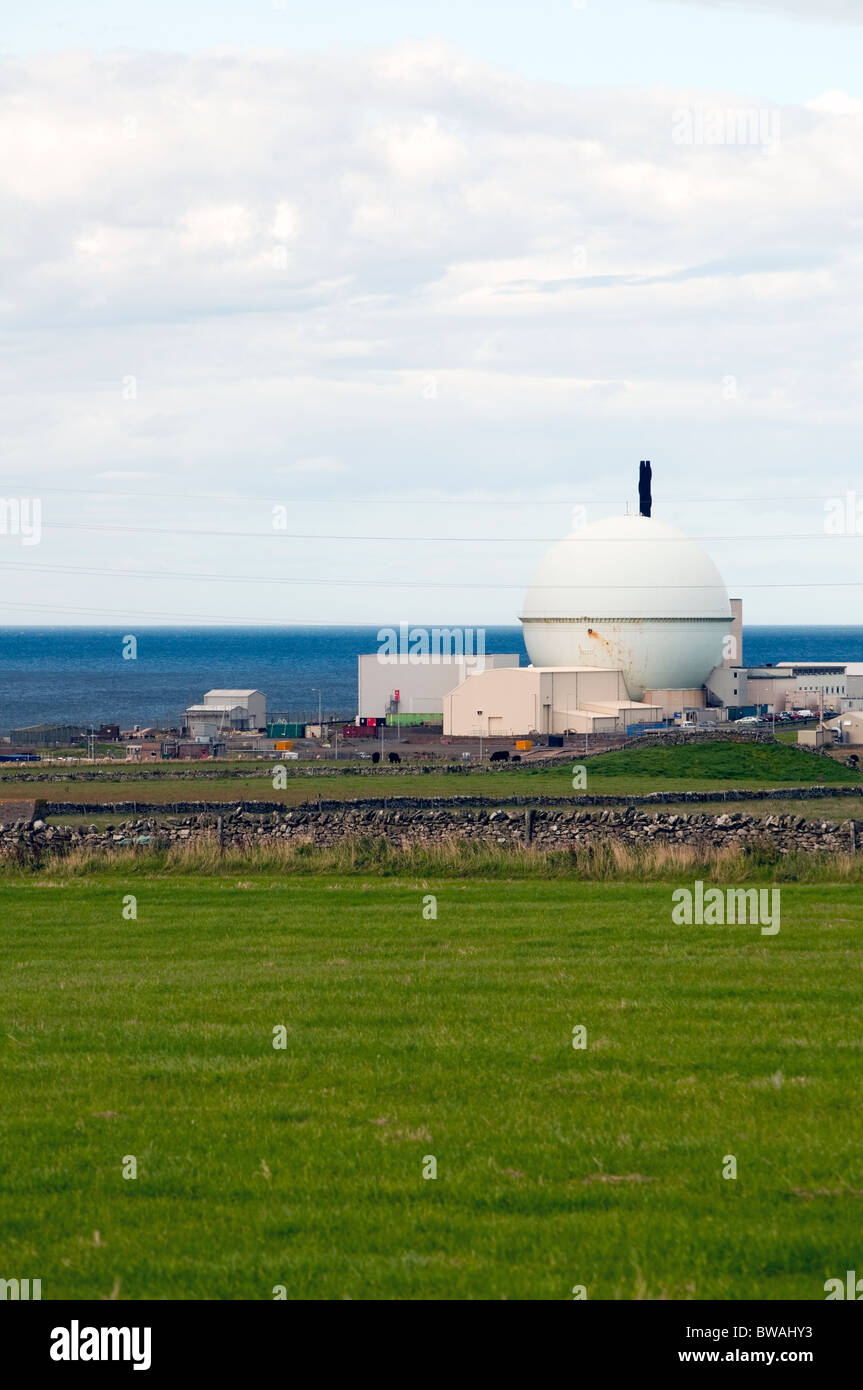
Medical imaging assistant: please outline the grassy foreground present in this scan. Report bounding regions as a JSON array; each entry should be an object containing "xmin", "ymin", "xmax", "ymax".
[{"xmin": 1, "ymin": 866, "xmax": 862, "ymax": 1300}]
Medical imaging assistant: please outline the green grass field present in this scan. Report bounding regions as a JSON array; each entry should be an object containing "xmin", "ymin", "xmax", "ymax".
[
  {"xmin": 2, "ymin": 868, "xmax": 861, "ymax": 1300},
  {"xmin": 2, "ymin": 740, "xmax": 860, "ymax": 809}
]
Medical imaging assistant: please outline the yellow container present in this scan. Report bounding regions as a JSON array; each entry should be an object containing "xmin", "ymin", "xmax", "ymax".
[
  {"xmin": 515, "ymin": 739, "xmax": 532, "ymax": 751},
  {"xmin": 275, "ymin": 740, "xmax": 293, "ymax": 751}
]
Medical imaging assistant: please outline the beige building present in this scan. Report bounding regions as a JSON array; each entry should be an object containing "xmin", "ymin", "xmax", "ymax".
[
  {"xmin": 707, "ymin": 661, "xmax": 854, "ymax": 717},
  {"xmin": 125, "ymin": 742, "xmax": 161, "ymax": 762},
  {"xmin": 827, "ymin": 711, "xmax": 863, "ymax": 746},
  {"xmin": 773, "ymin": 664, "xmax": 846, "ymax": 710},
  {"xmin": 798, "ymin": 728, "xmax": 831, "ymax": 748},
  {"xmin": 644, "ymin": 687, "xmax": 707, "ymax": 719},
  {"xmin": 443, "ymin": 666, "xmax": 662, "ymax": 737},
  {"xmin": 742, "ymin": 664, "xmax": 847, "ymax": 715},
  {"xmin": 723, "ymin": 598, "xmax": 744, "ymax": 668}
]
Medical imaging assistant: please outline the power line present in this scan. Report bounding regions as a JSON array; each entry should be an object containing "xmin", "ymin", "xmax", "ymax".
[
  {"xmin": 3, "ymin": 573, "xmax": 863, "ymax": 624},
  {"xmin": 2, "ymin": 559, "xmax": 863, "ymax": 590},
  {"xmin": 0, "ymin": 599, "xmax": 296, "ymax": 624},
  {"xmin": 0, "ymin": 482, "xmax": 852, "ymax": 507},
  {"xmin": 28, "ymin": 520, "xmax": 863, "ymax": 543}
]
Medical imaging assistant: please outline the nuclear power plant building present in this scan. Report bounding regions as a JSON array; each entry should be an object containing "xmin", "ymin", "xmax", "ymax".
[
  {"xmin": 444, "ymin": 463, "xmax": 741, "ymax": 737},
  {"xmin": 359, "ymin": 464, "xmax": 860, "ymax": 740}
]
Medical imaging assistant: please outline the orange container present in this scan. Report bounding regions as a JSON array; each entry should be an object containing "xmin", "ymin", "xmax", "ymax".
[
  {"xmin": 515, "ymin": 739, "xmax": 532, "ymax": 751},
  {"xmin": 275, "ymin": 740, "xmax": 293, "ymax": 751}
]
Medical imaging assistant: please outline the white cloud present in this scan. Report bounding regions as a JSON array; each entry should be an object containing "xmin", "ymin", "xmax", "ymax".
[
  {"xmin": 1, "ymin": 42, "xmax": 862, "ymax": 621},
  {"xmin": 181, "ymin": 203, "xmax": 256, "ymax": 249},
  {"xmin": 94, "ymin": 470, "xmax": 158, "ymax": 479},
  {"xmin": 269, "ymin": 201, "xmax": 299, "ymax": 243},
  {"xmin": 805, "ymin": 89, "xmax": 863, "ymax": 115},
  {"xmin": 280, "ymin": 456, "xmax": 348, "ymax": 476},
  {"xmin": 663, "ymin": 0, "xmax": 863, "ymax": 21}
]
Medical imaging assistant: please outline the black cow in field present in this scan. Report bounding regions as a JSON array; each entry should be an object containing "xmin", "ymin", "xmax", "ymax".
[
  {"xmin": 489, "ymin": 749, "xmax": 509, "ymax": 762},
  {"xmin": 388, "ymin": 751, "xmax": 401, "ymax": 763},
  {"xmin": 371, "ymin": 751, "xmax": 381, "ymax": 764},
  {"xmin": 511, "ymin": 754, "xmax": 521, "ymax": 763}
]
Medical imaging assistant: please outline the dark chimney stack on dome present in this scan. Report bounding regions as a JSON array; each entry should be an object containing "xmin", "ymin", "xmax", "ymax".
[{"xmin": 638, "ymin": 460, "xmax": 652, "ymax": 518}]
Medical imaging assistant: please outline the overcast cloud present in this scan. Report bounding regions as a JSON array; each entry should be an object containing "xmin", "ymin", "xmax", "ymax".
[
  {"xmin": 1, "ymin": 38, "xmax": 862, "ymax": 624},
  {"xmin": 669, "ymin": 0, "xmax": 862, "ymax": 20}
]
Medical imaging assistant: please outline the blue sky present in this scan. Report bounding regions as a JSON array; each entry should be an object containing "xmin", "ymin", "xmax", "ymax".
[
  {"xmin": 1, "ymin": 0, "xmax": 862, "ymax": 626},
  {"xmin": 5, "ymin": 1, "xmax": 862, "ymax": 104}
]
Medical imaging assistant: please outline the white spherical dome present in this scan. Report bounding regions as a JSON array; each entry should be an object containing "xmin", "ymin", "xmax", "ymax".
[{"xmin": 520, "ymin": 515, "xmax": 731, "ymax": 699}]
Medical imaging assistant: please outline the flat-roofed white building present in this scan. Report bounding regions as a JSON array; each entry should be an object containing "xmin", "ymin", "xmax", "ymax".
[
  {"xmin": 203, "ymin": 689, "xmax": 266, "ymax": 729},
  {"xmin": 443, "ymin": 666, "xmax": 662, "ymax": 737},
  {"xmin": 706, "ymin": 665, "xmax": 749, "ymax": 709},
  {"xmin": 771, "ymin": 664, "xmax": 847, "ymax": 710},
  {"xmin": 358, "ymin": 653, "xmax": 519, "ymax": 720},
  {"xmin": 844, "ymin": 664, "xmax": 863, "ymax": 700}
]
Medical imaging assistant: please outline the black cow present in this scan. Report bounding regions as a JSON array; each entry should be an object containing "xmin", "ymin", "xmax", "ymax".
[
  {"xmin": 371, "ymin": 751, "xmax": 381, "ymax": 764},
  {"xmin": 388, "ymin": 751, "xmax": 401, "ymax": 763},
  {"xmin": 489, "ymin": 749, "xmax": 509, "ymax": 762}
]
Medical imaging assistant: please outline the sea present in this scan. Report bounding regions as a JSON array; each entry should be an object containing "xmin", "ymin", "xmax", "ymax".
[{"xmin": 1, "ymin": 625, "xmax": 863, "ymax": 734}]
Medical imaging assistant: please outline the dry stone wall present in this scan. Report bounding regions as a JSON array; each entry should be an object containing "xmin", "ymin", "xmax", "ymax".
[
  {"xmin": 36, "ymin": 782, "xmax": 863, "ymax": 816},
  {"xmin": 1, "ymin": 802, "xmax": 859, "ymax": 858}
]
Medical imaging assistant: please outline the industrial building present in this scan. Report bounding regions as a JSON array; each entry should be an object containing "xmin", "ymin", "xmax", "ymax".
[
  {"xmin": 844, "ymin": 664, "xmax": 863, "ymax": 704},
  {"xmin": 442, "ymin": 462, "xmax": 739, "ymax": 738},
  {"xmin": 357, "ymin": 652, "xmax": 519, "ymax": 723},
  {"xmin": 353, "ymin": 462, "xmax": 863, "ymax": 743},
  {"xmin": 183, "ymin": 689, "xmax": 266, "ymax": 739},
  {"xmin": 125, "ymin": 742, "xmax": 162, "ymax": 762},
  {"xmin": 202, "ymin": 689, "xmax": 266, "ymax": 727},
  {"xmin": 827, "ymin": 710, "xmax": 863, "ymax": 746},
  {"xmin": 709, "ymin": 662, "xmax": 855, "ymax": 717},
  {"xmin": 9, "ymin": 723, "xmax": 88, "ymax": 746},
  {"xmin": 774, "ymin": 662, "xmax": 862, "ymax": 708},
  {"xmin": 519, "ymin": 513, "xmax": 733, "ymax": 699},
  {"xmin": 444, "ymin": 666, "xmax": 661, "ymax": 737}
]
